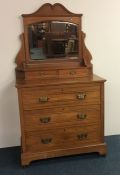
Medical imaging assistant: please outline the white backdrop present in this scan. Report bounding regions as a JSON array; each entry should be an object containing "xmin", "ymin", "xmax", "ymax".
[{"xmin": 0, "ymin": 0, "xmax": 120, "ymax": 148}]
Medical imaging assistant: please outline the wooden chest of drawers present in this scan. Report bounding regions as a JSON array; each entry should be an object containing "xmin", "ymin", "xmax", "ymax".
[
  {"xmin": 17, "ymin": 75, "xmax": 107, "ymax": 166},
  {"xmin": 15, "ymin": 2, "xmax": 107, "ymax": 166}
]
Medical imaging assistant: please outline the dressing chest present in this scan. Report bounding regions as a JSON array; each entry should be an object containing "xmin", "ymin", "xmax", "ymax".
[{"xmin": 15, "ymin": 3, "xmax": 107, "ymax": 166}]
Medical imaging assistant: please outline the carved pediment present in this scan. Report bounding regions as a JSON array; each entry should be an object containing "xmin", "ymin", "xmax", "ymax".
[{"xmin": 22, "ymin": 3, "xmax": 82, "ymax": 17}]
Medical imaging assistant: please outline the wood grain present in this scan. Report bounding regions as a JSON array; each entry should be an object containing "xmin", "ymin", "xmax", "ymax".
[
  {"xmin": 15, "ymin": 3, "xmax": 107, "ymax": 166},
  {"xmin": 25, "ymin": 125, "xmax": 100, "ymax": 153},
  {"xmin": 24, "ymin": 105, "xmax": 100, "ymax": 131}
]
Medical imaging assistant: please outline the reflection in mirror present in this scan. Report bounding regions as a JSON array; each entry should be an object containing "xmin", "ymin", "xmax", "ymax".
[{"xmin": 28, "ymin": 21, "xmax": 79, "ymax": 60}]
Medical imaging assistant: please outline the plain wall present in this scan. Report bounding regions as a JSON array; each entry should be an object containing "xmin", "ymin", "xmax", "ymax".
[{"xmin": 0, "ymin": 0, "xmax": 120, "ymax": 148}]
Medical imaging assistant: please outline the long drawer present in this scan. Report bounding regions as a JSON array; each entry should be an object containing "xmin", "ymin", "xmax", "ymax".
[
  {"xmin": 25, "ymin": 68, "xmax": 91, "ymax": 80},
  {"xmin": 22, "ymin": 84, "xmax": 101, "ymax": 110},
  {"xmin": 24, "ymin": 105, "xmax": 100, "ymax": 131},
  {"xmin": 25, "ymin": 125, "xmax": 100, "ymax": 153}
]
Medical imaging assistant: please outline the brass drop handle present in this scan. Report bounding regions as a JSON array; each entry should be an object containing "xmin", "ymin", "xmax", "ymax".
[
  {"xmin": 40, "ymin": 117, "xmax": 51, "ymax": 123},
  {"xmin": 77, "ymin": 113, "xmax": 87, "ymax": 120},
  {"xmin": 69, "ymin": 70, "xmax": 76, "ymax": 75},
  {"xmin": 76, "ymin": 92, "xmax": 86, "ymax": 100},
  {"xmin": 39, "ymin": 96, "xmax": 49, "ymax": 103},
  {"xmin": 77, "ymin": 133, "xmax": 88, "ymax": 140},
  {"xmin": 41, "ymin": 138, "xmax": 52, "ymax": 144}
]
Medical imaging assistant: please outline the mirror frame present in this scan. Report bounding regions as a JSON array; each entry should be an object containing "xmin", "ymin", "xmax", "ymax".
[
  {"xmin": 16, "ymin": 3, "xmax": 92, "ymax": 69},
  {"xmin": 22, "ymin": 3, "xmax": 83, "ymax": 65}
]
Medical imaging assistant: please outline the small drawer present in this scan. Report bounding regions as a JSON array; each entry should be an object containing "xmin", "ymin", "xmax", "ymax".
[
  {"xmin": 59, "ymin": 69, "xmax": 90, "ymax": 78},
  {"xmin": 25, "ymin": 125, "xmax": 100, "ymax": 153},
  {"xmin": 22, "ymin": 85, "xmax": 101, "ymax": 110},
  {"xmin": 24, "ymin": 105, "xmax": 100, "ymax": 131},
  {"xmin": 25, "ymin": 70, "xmax": 59, "ymax": 80}
]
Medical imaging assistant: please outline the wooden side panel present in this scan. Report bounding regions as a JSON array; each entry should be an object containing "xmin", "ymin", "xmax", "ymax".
[
  {"xmin": 100, "ymin": 83, "xmax": 105, "ymax": 143},
  {"xmin": 17, "ymin": 89, "xmax": 26, "ymax": 152}
]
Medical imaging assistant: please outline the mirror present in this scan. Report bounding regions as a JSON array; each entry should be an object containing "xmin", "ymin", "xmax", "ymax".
[{"xmin": 28, "ymin": 21, "xmax": 79, "ymax": 60}]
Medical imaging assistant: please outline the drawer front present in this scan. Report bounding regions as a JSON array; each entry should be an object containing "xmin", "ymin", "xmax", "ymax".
[
  {"xmin": 22, "ymin": 84, "xmax": 100, "ymax": 95},
  {"xmin": 25, "ymin": 70, "xmax": 59, "ymax": 80},
  {"xmin": 26, "ymin": 125, "xmax": 100, "ymax": 153},
  {"xmin": 22, "ymin": 85, "xmax": 101, "ymax": 110},
  {"xmin": 25, "ymin": 68, "xmax": 91, "ymax": 80},
  {"xmin": 59, "ymin": 69, "xmax": 90, "ymax": 78},
  {"xmin": 24, "ymin": 105, "xmax": 100, "ymax": 131}
]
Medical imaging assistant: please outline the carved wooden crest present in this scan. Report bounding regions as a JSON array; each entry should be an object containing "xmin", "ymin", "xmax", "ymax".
[{"xmin": 22, "ymin": 3, "xmax": 82, "ymax": 17}]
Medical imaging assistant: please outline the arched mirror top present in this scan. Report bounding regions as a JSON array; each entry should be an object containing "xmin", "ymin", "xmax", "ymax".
[{"xmin": 16, "ymin": 3, "xmax": 92, "ymax": 68}]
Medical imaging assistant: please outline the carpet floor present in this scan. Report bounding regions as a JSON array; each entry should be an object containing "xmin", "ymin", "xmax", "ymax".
[{"xmin": 0, "ymin": 135, "xmax": 120, "ymax": 175}]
